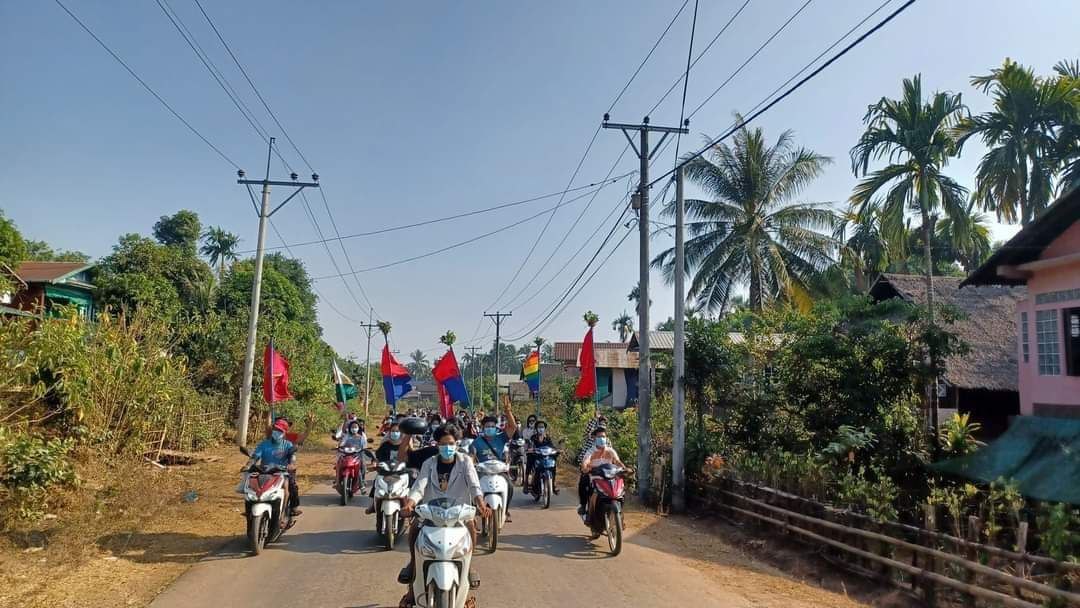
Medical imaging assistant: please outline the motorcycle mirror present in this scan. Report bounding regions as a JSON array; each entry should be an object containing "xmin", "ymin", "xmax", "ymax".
[{"xmin": 238, "ymin": 446, "xmax": 251, "ymax": 457}]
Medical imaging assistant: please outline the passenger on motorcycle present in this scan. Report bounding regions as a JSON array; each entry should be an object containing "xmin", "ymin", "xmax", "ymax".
[
  {"xmin": 577, "ymin": 426, "xmax": 626, "ymax": 518},
  {"xmin": 247, "ymin": 418, "xmax": 302, "ymax": 516},
  {"xmin": 468, "ymin": 404, "xmax": 518, "ymax": 521},
  {"xmin": 526, "ymin": 420, "xmax": 559, "ymax": 495},
  {"xmin": 521, "ymin": 415, "xmax": 538, "ymax": 442},
  {"xmin": 398, "ymin": 424, "xmax": 490, "ymax": 607}
]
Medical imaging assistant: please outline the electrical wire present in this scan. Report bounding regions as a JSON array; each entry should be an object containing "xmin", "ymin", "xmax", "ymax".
[
  {"xmin": 51, "ymin": 0, "xmax": 239, "ymax": 168},
  {"xmin": 671, "ymin": 0, "xmax": 700, "ymax": 176},
  {"xmin": 606, "ymin": 0, "xmax": 690, "ymax": 114},
  {"xmin": 650, "ymin": 0, "xmax": 918, "ymax": 188}
]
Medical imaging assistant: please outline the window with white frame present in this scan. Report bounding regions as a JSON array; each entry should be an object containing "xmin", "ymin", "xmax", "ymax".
[
  {"xmin": 1021, "ymin": 311, "xmax": 1029, "ymax": 363},
  {"xmin": 1036, "ymin": 309, "xmax": 1061, "ymax": 376}
]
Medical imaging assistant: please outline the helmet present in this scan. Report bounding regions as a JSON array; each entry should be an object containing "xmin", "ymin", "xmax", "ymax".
[{"xmin": 273, "ymin": 418, "xmax": 290, "ymax": 433}]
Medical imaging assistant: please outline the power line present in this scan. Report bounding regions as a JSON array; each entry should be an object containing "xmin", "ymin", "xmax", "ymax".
[
  {"xmin": 51, "ymin": 0, "xmax": 239, "ymax": 168},
  {"xmin": 606, "ymin": 0, "xmax": 691, "ymax": 114},
  {"xmin": 244, "ymin": 172, "xmax": 633, "ymax": 253},
  {"xmin": 650, "ymin": 0, "xmax": 918, "ymax": 189},
  {"xmin": 309, "ymin": 184, "xmax": 610, "ymax": 279},
  {"xmin": 686, "ymin": 0, "xmax": 815, "ymax": 119},
  {"xmin": 267, "ymin": 220, "xmax": 359, "ymax": 323},
  {"xmin": 671, "ymin": 0, "xmax": 701, "ymax": 172}
]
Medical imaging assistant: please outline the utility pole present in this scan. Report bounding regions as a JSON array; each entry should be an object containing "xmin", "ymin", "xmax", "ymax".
[
  {"xmin": 671, "ymin": 167, "xmax": 687, "ymax": 513},
  {"xmin": 466, "ymin": 346, "xmax": 481, "ymax": 411},
  {"xmin": 484, "ymin": 311, "xmax": 512, "ymax": 414},
  {"xmin": 358, "ymin": 310, "xmax": 380, "ymax": 418},
  {"xmin": 235, "ymin": 137, "xmax": 320, "ymax": 446},
  {"xmin": 602, "ymin": 114, "xmax": 688, "ymax": 501}
]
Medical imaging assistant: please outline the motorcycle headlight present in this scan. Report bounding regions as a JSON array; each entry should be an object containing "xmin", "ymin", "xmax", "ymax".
[
  {"xmin": 449, "ymin": 534, "xmax": 471, "ymax": 559},
  {"xmin": 245, "ymin": 489, "xmax": 258, "ymax": 501},
  {"xmin": 419, "ymin": 537, "xmax": 438, "ymax": 558}
]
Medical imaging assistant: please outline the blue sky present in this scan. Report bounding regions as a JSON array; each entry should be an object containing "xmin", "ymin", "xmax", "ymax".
[{"xmin": 3, "ymin": 0, "xmax": 1078, "ymax": 361}]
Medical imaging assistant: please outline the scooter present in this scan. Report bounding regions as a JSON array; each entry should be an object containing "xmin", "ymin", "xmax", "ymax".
[
  {"xmin": 335, "ymin": 446, "xmax": 364, "ymax": 506},
  {"xmin": 238, "ymin": 446, "xmax": 296, "ymax": 556},
  {"xmin": 508, "ymin": 438, "xmax": 527, "ymax": 486},
  {"xmin": 585, "ymin": 464, "xmax": 626, "ymax": 556},
  {"xmin": 373, "ymin": 460, "xmax": 409, "ymax": 550},
  {"xmin": 475, "ymin": 459, "xmax": 509, "ymax": 552},
  {"xmin": 409, "ymin": 498, "xmax": 479, "ymax": 608},
  {"xmin": 530, "ymin": 446, "xmax": 560, "ymax": 509}
]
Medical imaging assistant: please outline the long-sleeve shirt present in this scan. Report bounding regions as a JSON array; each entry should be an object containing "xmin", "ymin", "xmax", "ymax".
[
  {"xmin": 408, "ymin": 452, "xmax": 482, "ymax": 505},
  {"xmin": 575, "ymin": 418, "xmax": 603, "ymax": 465}
]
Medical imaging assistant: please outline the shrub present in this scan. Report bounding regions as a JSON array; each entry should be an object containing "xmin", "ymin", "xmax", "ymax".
[{"xmin": 0, "ymin": 430, "xmax": 77, "ymax": 523}]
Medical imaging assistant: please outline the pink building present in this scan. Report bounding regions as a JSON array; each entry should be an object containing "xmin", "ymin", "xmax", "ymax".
[{"xmin": 963, "ymin": 187, "xmax": 1080, "ymax": 417}]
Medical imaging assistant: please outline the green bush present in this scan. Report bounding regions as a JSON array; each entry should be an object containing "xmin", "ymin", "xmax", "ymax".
[{"xmin": 0, "ymin": 430, "xmax": 77, "ymax": 523}]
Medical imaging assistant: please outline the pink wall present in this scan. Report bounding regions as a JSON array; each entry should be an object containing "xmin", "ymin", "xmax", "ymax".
[{"xmin": 1016, "ymin": 221, "xmax": 1080, "ymax": 415}]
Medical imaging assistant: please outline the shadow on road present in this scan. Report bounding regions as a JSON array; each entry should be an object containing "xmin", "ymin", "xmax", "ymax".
[
  {"xmin": 270, "ymin": 529, "xmax": 406, "ymax": 555},
  {"xmin": 96, "ymin": 532, "xmax": 241, "ymax": 564},
  {"xmin": 495, "ymin": 532, "xmax": 611, "ymax": 560}
]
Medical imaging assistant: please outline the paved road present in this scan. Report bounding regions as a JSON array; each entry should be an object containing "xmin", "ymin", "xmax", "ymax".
[{"xmin": 151, "ymin": 475, "xmax": 775, "ymax": 608}]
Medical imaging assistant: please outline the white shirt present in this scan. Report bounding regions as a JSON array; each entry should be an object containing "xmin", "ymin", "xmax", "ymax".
[{"xmin": 408, "ymin": 452, "xmax": 483, "ymax": 505}]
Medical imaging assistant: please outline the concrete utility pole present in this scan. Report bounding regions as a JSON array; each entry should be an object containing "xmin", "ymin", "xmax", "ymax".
[
  {"xmin": 484, "ymin": 311, "xmax": 512, "ymax": 414},
  {"xmin": 236, "ymin": 137, "xmax": 320, "ymax": 446},
  {"xmin": 671, "ymin": 167, "xmax": 687, "ymax": 513},
  {"xmin": 602, "ymin": 115, "xmax": 688, "ymax": 501},
  {"xmin": 359, "ymin": 310, "xmax": 380, "ymax": 418},
  {"xmin": 465, "ymin": 346, "xmax": 482, "ymax": 410}
]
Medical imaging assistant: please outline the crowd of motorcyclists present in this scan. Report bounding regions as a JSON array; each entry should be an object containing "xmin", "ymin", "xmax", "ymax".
[{"xmin": 241, "ymin": 402, "xmax": 629, "ymax": 607}]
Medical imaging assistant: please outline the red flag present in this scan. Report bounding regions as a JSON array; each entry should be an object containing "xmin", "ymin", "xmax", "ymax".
[
  {"xmin": 574, "ymin": 327, "xmax": 596, "ymax": 400},
  {"xmin": 436, "ymin": 381, "xmax": 454, "ymax": 419},
  {"xmin": 263, "ymin": 343, "xmax": 293, "ymax": 403}
]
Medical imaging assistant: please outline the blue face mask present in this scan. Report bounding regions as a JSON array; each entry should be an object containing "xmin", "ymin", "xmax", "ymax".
[
  {"xmin": 389, "ymin": 431, "xmax": 401, "ymax": 442},
  {"xmin": 536, "ymin": 427, "xmax": 547, "ymax": 436},
  {"xmin": 484, "ymin": 427, "xmax": 498, "ymax": 437},
  {"xmin": 271, "ymin": 430, "xmax": 285, "ymax": 443},
  {"xmin": 594, "ymin": 437, "xmax": 608, "ymax": 448},
  {"xmin": 439, "ymin": 444, "xmax": 457, "ymax": 460}
]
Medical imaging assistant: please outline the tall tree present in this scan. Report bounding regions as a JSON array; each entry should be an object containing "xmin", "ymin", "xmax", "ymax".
[
  {"xmin": 653, "ymin": 122, "xmax": 838, "ymax": 312},
  {"xmin": 1051, "ymin": 59, "xmax": 1080, "ymax": 194},
  {"xmin": 612, "ymin": 311, "xmax": 634, "ymax": 342},
  {"xmin": 834, "ymin": 209, "xmax": 890, "ymax": 292},
  {"xmin": 935, "ymin": 204, "xmax": 993, "ymax": 272},
  {"xmin": 954, "ymin": 59, "xmax": 1079, "ymax": 225},
  {"xmin": 850, "ymin": 75, "xmax": 968, "ymax": 322},
  {"xmin": 0, "ymin": 210, "xmax": 27, "ymax": 267},
  {"xmin": 407, "ymin": 349, "xmax": 431, "ymax": 381},
  {"xmin": 200, "ymin": 227, "xmax": 241, "ymax": 279},
  {"xmin": 626, "ymin": 282, "xmax": 651, "ymax": 314},
  {"xmin": 153, "ymin": 210, "xmax": 202, "ymax": 253}
]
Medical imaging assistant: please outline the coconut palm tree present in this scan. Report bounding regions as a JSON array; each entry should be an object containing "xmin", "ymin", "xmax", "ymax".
[
  {"xmin": 1051, "ymin": 60, "xmax": 1080, "ymax": 193},
  {"xmin": 935, "ymin": 204, "xmax": 993, "ymax": 272},
  {"xmin": 407, "ymin": 349, "xmax": 431, "ymax": 381},
  {"xmin": 850, "ymin": 75, "xmax": 968, "ymax": 323},
  {"xmin": 612, "ymin": 311, "xmax": 634, "ymax": 342},
  {"xmin": 200, "ymin": 227, "xmax": 241, "ymax": 279},
  {"xmin": 834, "ymin": 209, "xmax": 891, "ymax": 292},
  {"xmin": 653, "ymin": 121, "xmax": 839, "ymax": 312},
  {"xmin": 954, "ymin": 59, "xmax": 1079, "ymax": 225}
]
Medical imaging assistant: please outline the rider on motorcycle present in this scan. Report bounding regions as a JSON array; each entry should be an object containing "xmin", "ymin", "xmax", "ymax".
[
  {"xmin": 526, "ymin": 420, "xmax": 559, "ymax": 495},
  {"xmin": 398, "ymin": 423, "xmax": 491, "ymax": 607},
  {"xmin": 365, "ymin": 419, "xmax": 406, "ymax": 513},
  {"xmin": 469, "ymin": 403, "xmax": 518, "ymax": 521},
  {"xmin": 577, "ymin": 426, "xmax": 626, "ymax": 519},
  {"xmin": 247, "ymin": 418, "xmax": 302, "ymax": 516}
]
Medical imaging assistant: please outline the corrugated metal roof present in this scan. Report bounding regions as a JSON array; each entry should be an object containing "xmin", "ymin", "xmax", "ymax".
[
  {"xmin": 553, "ymin": 341, "xmax": 628, "ymax": 363},
  {"xmin": 14, "ymin": 262, "xmax": 94, "ymax": 284}
]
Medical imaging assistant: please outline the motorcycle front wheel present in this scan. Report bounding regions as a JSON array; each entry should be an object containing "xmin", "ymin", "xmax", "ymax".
[
  {"xmin": 384, "ymin": 512, "xmax": 396, "ymax": 550},
  {"xmin": 340, "ymin": 477, "xmax": 349, "ymax": 506},
  {"xmin": 247, "ymin": 512, "xmax": 268, "ymax": 556},
  {"xmin": 488, "ymin": 510, "xmax": 499, "ymax": 552},
  {"xmin": 428, "ymin": 582, "xmax": 454, "ymax": 608},
  {"xmin": 542, "ymin": 476, "xmax": 552, "ymax": 510},
  {"xmin": 606, "ymin": 506, "xmax": 623, "ymax": 556}
]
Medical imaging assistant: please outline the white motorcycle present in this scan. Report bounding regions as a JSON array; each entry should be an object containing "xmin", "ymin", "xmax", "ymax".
[
  {"xmin": 373, "ymin": 460, "xmax": 409, "ymax": 550},
  {"xmin": 238, "ymin": 446, "xmax": 295, "ymax": 556},
  {"xmin": 475, "ymin": 459, "xmax": 509, "ymax": 552},
  {"xmin": 411, "ymin": 498, "xmax": 479, "ymax": 608}
]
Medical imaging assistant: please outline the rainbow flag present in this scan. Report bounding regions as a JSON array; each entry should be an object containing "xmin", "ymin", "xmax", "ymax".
[{"xmin": 522, "ymin": 350, "xmax": 540, "ymax": 396}]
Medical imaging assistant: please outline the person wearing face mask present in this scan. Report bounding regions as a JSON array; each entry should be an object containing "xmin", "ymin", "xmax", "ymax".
[
  {"xmin": 526, "ymin": 420, "xmax": 559, "ymax": 495},
  {"xmin": 521, "ymin": 414, "xmax": 538, "ymax": 442},
  {"xmin": 577, "ymin": 427, "xmax": 626, "ymax": 518},
  {"xmin": 247, "ymin": 418, "xmax": 302, "ymax": 516},
  {"xmin": 397, "ymin": 424, "xmax": 490, "ymax": 607},
  {"xmin": 469, "ymin": 402, "xmax": 518, "ymax": 521},
  {"xmin": 365, "ymin": 420, "xmax": 406, "ymax": 513}
]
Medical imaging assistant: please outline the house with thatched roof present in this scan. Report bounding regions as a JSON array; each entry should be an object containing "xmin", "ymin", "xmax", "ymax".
[{"xmin": 870, "ymin": 273, "xmax": 1025, "ymax": 436}]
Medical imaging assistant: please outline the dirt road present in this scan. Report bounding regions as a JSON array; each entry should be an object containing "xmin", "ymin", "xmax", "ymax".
[{"xmin": 150, "ymin": 471, "xmax": 865, "ymax": 608}]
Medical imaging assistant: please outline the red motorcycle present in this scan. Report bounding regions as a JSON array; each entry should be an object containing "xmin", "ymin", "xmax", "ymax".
[
  {"xmin": 585, "ymin": 464, "xmax": 626, "ymax": 556},
  {"xmin": 335, "ymin": 446, "xmax": 365, "ymax": 505}
]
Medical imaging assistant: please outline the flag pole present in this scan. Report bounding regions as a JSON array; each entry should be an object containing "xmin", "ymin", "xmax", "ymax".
[
  {"xmin": 267, "ymin": 336, "xmax": 275, "ymax": 427},
  {"xmin": 592, "ymin": 330, "xmax": 599, "ymax": 414},
  {"xmin": 534, "ymin": 344, "xmax": 542, "ymax": 418}
]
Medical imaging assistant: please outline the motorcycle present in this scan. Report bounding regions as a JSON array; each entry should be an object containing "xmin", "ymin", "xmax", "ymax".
[
  {"xmin": 475, "ymin": 459, "xmax": 509, "ymax": 552},
  {"xmin": 373, "ymin": 460, "xmax": 409, "ymax": 550},
  {"xmin": 529, "ymin": 446, "xmax": 559, "ymax": 509},
  {"xmin": 238, "ymin": 446, "xmax": 296, "ymax": 556},
  {"xmin": 335, "ymin": 446, "xmax": 364, "ymax": 506},
  {"xmin": 584, "ymin": 463, "xmax": 626, "ymax": 556},
  {"xmin": 507, "ymin": 438, "xmax": 527, "ymax": 486},
  {"xmin": 409, "ymin": 498, "xmax": 479, "ymax": 608}
]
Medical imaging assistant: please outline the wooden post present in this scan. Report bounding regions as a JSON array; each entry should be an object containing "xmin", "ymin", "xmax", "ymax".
[
  {"xmin": 966, "ymin": 516, "xmax": 982, "ymax": 607},
  {"xmin": 1014, "ymin": 521, "xmax": 1028, "ymax": 599},
  {"xmin": 921, "ymin": 503, "xmax": 938, "ymax": 606}
]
